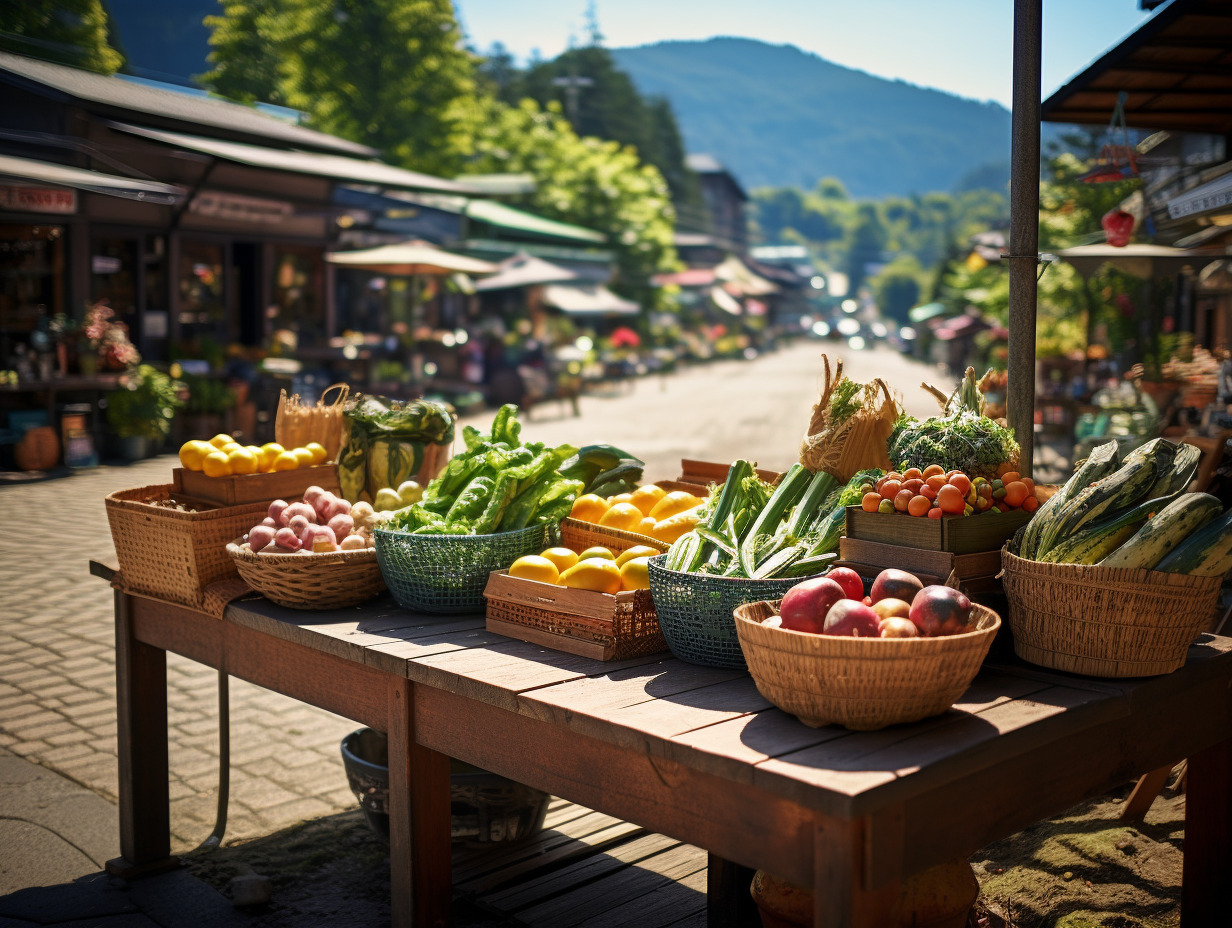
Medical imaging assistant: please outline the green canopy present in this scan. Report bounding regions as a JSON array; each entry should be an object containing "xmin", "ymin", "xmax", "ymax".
[{"xmin": 908, "ymin": 302, "xmax": 952, "ymax": 323}]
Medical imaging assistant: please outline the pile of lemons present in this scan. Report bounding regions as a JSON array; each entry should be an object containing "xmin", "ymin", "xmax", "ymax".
[
  {"xmin": 569, "ymin": 484, "xmax": 705, "ymax": 545},
  {"xmin": 179, "ymin": 434, "xmax": 330, "ymax": 478},
  {"xmin": 508, "ymin": 544, "xmax": 660, "ymax": 594}
]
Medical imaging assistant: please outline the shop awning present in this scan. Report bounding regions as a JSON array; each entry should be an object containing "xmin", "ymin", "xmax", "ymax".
[
  {"xmin": 464, "ymin": 199, "xmax": 605, "ymax": 243},
  {"xmin": 542, "ymin": 284, "xmax": 639, "ymax": 316},
  {"xmin": 709, "ymin": 285, "xmax": 743, "ymax": 316},
  {"xmin": 652, "ymin": 267, "xmax": 718, "ymax": 288},
  {"xmin": 1053, "ymin": 243, "xmax": 1215, "ymax": 279},
  {"xmin": 908, "ymin": 301, "xmax": 952, "ymax": 323},
  {"xmin": 326, "ymin": 241, "xmax": 497, "ymax": 276},
  {"xmin": 474, "ymin": 253, "xmax": 576, "ymax": 292},
  {"xmin": 112, "ymin": 123, "xmax": 479, "ymax": 195},
  {"xmin": 714, "ymin": 255, "xmax": 778, "ymax": 296},
  {"xmin": 0, "ymin": 152, "xmax": 182, "ymax": 204}
]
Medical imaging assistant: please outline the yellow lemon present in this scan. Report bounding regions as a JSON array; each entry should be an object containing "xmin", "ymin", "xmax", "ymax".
[
  {"xmin": 178, "ymin": 439, "xmax": 213, "ymax": 472},
  {"xmin": 219, "ymin": 442, "xmax": 242, "ymax": 456},
  {"xmin": 227, "ymin": 446, "xmax": 259, "ymax": 475},
  {"xmin": 291, "ymin": 446, "xmax": 315, "ymax": 466},
  {"xmin": 202, "ymin": 450, "xmax": 231, "ymax": 477},
  {"xmin": 598, "ymin": 502, "xmax": 645, "ymax": 532},
  {"xmin": 305, "ymin": 441, "xmax": 329, "ymax": 465},
  {"xmin": 619, "ymin": 556, "xmax": 652, "ymax": 591},
  {"xmin": 271, "ymin": 450, "xmax": 300, "ymax": 471},
  {"xmin": 560, "ymin": 558, "xmax": 621, "ymax": 594},
  {"xmin": 258, "ymin": 442, "xmax": 285, "ymax": 472},
  {"xmin": 648, "ymin": 491, "xmax": 702, "ymax": 521},
  {"xmin": 639, "ymin": 516, "xmax": 658, "ymax": 536},
  {"xmin": 630, "ymin": 484, "xmax": 667, "ymax": 515},
  {"xmin": 607, "ymin": 492, "xmax": 636, "ymax": 508},
  {"xmin": 577, "ymin": 546, "xmax": 615, "ymax": 562},
  {"xmin": 508, "ymin": 555, "xmax": 560, "ymax": 585},
  {"xmin": 616, "ymin": 545, "xmax": 660, "ymax": 567},
  {"xmin": 570, "ymin": 493, "xmax": 610, "ymax": 524},
  {"xmin": 208, "ymin": 433, "xmax": 235, "ymax": 449},
  {"xmin": 650, "ymin": 506, "xmax": 703, "ymax": 545},
  {"xmin": 539, "ymin": 547, "xmax": 580, "ymax": 574}
]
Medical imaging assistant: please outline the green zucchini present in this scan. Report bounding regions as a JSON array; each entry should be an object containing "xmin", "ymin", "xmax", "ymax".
[
  {"xmin": 787, "ymin": 470, "xmax": 838, "ymax": 538},
  {"xmin": 738, "ymin": 464, "xmax": 811, "ymax": 577},
  {"xmin": 1020, "ymin": 440, "xmax": 1120, "ymax": 558},
  {"xmin": 1038, "ymin": 456, "xmax": 1158, "ymax": 558},
  {"xmin": 1156, "ymin": 507, "xmax": 1232, "ymax": 577},
  {"xmin": 1100, "ymin": 493, "xmax": 1223, "ymax": 569}
]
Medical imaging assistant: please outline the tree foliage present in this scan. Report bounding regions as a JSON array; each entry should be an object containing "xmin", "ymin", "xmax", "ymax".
[
  {"xmin": 459, "ymin": 97, "xmax": 677, "ymax": 308},
  {"xmin": 202, "ymin": 0, "xmax": 475, "ymax": 175},
  {"xmin": 0, "ymin": 0, "xmax": 123, "ymax": 73}
]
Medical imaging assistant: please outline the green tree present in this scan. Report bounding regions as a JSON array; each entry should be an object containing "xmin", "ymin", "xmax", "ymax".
[
  {"xmin": 845, "ymin": 203, "xmax": 888, "ymax": 293},
  {"xmin": 871, "ymin": 255, "xmax": 925, "ymax": 325},
  {"xmin": 200, "ymin": 0, "xmax": 283, "ymax": 105},
  {"xmin": 0, "ymin": 0, "xmax": 123, "ymax": 73},
  {"xmin": 202, "ymin": 0, "xmax": 475, "ymax": 175},
  {"xmin": 459, "ymin": 97, "xmax": 677, "ymax": 309}
]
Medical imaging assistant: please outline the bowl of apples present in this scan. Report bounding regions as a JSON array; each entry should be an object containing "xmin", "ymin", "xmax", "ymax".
[{"xmin": 733, "ymin": 566, "xmax": 999, "ymax": 731}]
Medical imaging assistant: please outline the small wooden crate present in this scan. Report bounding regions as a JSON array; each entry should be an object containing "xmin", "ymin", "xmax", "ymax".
[
  {"xmin": 483, "ymin": 571, "xmax": 667, "ymax": 661},
  {"xmin": 839, "ymin": 537, "xmax": 1002, "ymax": 584},
  {"xmin": 845, "ymin": 506, "xmax": 1032, "ymax": 554},
  {"xmin": 678, "ymin": 459, "xmax": 781, "ymax": 489},
  {"xmin": 172, "ymin": 464, "xmax": 341, "ymax": 506}
]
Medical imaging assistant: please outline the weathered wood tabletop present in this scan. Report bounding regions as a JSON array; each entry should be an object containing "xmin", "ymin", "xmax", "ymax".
[{"xmin": 99, "ymin": 572, "xmax": 1232, "ymax": 928}]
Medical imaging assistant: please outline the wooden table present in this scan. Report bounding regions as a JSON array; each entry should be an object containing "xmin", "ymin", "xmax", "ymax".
[{"xmin": 96, "ymin": 572, "xmax": 1232, "ymax": 927}]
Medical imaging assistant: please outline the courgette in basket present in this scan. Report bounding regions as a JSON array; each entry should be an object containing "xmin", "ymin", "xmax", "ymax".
[
  {"xmin": 1156, "ymin": 507, "xmax": 1232, "ymax": 576},
  {"xmin": 1019, "ymin": 440, "xmax": 1120, "ymax": 559},
  {"xmin": 1100, "ymin": 492, "xmax": 1223, "ymax": 569},
  {"xmin": 738, "ymin": 464, "xmax": 811, "ymax": 577}
]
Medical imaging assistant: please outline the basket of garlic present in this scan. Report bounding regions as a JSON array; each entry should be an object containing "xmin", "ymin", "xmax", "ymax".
[{"xmin": 227, "ymin": 485, "xmax": 387, "ymax": 609}]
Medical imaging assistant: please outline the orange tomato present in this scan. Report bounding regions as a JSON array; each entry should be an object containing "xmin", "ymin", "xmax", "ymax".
[
  {"xmin": 894, "ymin": 489, "xmax": 913, "ymax": 512},
  {"xmin": 861, "ymin": 492, "xmax": 882, "ymax": 513},
  {"xmin": 902, "ymin": 467, "xmax": 922, "ymax": 481},
  {"xmin": 902, "ymin": 478, "xmax": 924, "ymax": 493},
  {"xmin": 920, "ymin": 484, "xmax": 938, "ymax": 501},
  {"xmin": 937, "ymin": 484, "xmax": 965, "ymax": 515},
  {"xmin": 1020, "ymin": 477, "xmax": 1036, "ymax": 495},
  {"xmin": 1003, "ymin": 480, "xmax": 1029, "ymax": 508},
  {"xmin": 927, "ymin": 507, "xmax": 944, "ymax": 519},
  {"xmin": 947, "ymin": 473, "xmax": 972, "ymax": 497},
  {"xmin": 1022, "ymin": 495, "xmax": 1040, "ymax": 512},
  {"xmin": 925, "ymin": 474, "xmax": 947, "ymax": 492},
  {"xmin": 907, "ymin": 495, "xmax": 931, "ymax": 517},
  {"xmin": 880, "ymin": 479, "xmax": 902, "ymax": 499},
  {"xmin": 921, "ymin": 464, "xmax": 945, "ymax": 478},
  {"xmin": 1001, "ymin": 471, "xmax": 1020, "ymax": 484}
]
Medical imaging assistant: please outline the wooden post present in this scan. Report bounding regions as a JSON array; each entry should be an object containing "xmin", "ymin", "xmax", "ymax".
[
  {"xmin": 1007, "ymin": 0, "xmax": 1043, "ymax": 478},
  {"xmin": 108, "ymin": 589, "xmax": 178, "ymax": 877},
  {"xmin": 812, "ymin": 818, "xmax": 895, "ymax": 928},
  {"xmin": 1182, "ymin": 738, "xmax": 1232, "ymax": 925},
  {"xmin": 706, "ymin": 853, "xmax": 760, "ymax": 927},
  {"xmin": 387, "ymin": 677, "xmax": 452, "ymax": 928}
]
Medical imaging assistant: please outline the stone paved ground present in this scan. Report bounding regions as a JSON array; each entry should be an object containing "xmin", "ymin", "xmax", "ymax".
[{"xmin": 0, "ymin": 340, "xmax": 943, "ymax": 861}]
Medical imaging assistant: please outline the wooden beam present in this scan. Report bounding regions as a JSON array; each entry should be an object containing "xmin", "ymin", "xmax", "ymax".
[{"xmin": 1183, "ymin": 738, "xmax": 1232, "ymax": 926}]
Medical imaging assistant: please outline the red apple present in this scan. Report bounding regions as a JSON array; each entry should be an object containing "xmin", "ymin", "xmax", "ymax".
[
  {"xmin": 909, "ymin": 586, "xmax": 974, "ymax": 637},
  {"xmin": 779, "ymin": 577, "xmax": 846, "ymax": 634},
  {"xmin": 827, "ymin": 566, "xmax": 864, "ymax": 601},
  {"xmin": 822, "ymin": 599, "xmax": 881, "ymax": 638},
  {"xmin": 869, "ymin": 568, "xmax": 924, "ymax": 604},
  {"xmin": 879, "ymin": 617, "xmax": 920, "ymax": 638},
  {"xmin": 872, "ymin": 597, "xmax": 911, "ymax": 622}
]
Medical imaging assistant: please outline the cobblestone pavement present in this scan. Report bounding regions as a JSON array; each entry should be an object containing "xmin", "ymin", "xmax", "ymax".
[{"xmin": 0, "ymin": 341, "xmax": 941, "ymax": 860}]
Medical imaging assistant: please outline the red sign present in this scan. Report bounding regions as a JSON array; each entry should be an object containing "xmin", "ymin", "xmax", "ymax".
[{"xmin": 0, "ymin": 185, "xmax": 77, "ymax": 214}]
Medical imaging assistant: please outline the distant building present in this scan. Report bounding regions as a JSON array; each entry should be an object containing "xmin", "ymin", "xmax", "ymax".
[{"xmin": 678, "ymin": 154, "xmax": 748, "ymax": 262}]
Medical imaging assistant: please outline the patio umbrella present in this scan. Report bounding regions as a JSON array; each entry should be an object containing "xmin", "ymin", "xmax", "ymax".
[
  {"xmin": 473, "ymin": 253, "xmax": 576, "ymax": 292},
  {"xmin": 609, "ymin": 326, "xmax": 641, "ymax": 348},
  {"xmin": 326, "ymin": 241, "xmax": 496, "ymax": 276}
]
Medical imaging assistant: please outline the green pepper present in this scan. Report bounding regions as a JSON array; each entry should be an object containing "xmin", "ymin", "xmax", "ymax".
[
  {"xmin": 533, "ymin": 496, "xmax": 575, "ymax": 525},
  {"xmin": 445, "ymin": 475, "xmax": 494, "ymax": 525},
  {"xmin": 489, "ymin": 405, "xmax": 522, "ymax": 448},
  {"xmin": 473, "ymin": 473, "xmax": 517, "ymax": 534},
  {"xmin": 500, "ymin": 477, "xmax": 584, "ymax": 531}
]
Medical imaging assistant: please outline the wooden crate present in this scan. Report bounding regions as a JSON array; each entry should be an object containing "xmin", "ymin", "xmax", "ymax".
[
  {"xmin": 172, "ymin": 464, "xmax": 341, "ymax": 506},
  {"xmin": 678, "ymin": 459, "xmax": 781, "ymax": 489},
  {"xmin": 844, "ymin": 505, "xmax": 1031, "ymax": 554},
  {"xmin": 483, "ymin": 571, "xmax": 667, "ymax": 661},
  {"xmin": 838, "ymin": 537, "xmax": 1002, "ymax": 584}
]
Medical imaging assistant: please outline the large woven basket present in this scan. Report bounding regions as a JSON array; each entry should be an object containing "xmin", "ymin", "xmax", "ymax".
[
  {"xmin": 376, "ymin": 523, "xmax": 556, "ymax": 614},
  {"xmin": 105, "ymin": 485, "xmax": 268, "ymax": 608},
  {"xmin": 227, "ymin": 541, "xmax": 385, "ymax": 610},
  {"xmin": 735, "ymin": 600, "xmax": 1000, "ymax": 730},
  {"xmin": 560, "ymin": 518, "xmax": 668, "ymax": 556},
  {"xmin": 1000, "ymin": 548, "xmax": 1221, "ymax": 677},
  {"xmin": 647, "ymin": 557, "xmax": 815, "ymax": 669}
]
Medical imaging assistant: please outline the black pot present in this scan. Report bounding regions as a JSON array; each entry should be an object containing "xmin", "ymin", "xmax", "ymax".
[{"xmin": 340, "ymin": 728, "xmax": 550, "ymax": 845}]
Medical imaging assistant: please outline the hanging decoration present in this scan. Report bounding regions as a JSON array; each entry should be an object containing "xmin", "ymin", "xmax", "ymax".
[
  {"xmin": 1081, "ymin": 92, "xmax": 1139, "ymax": 184},
  {"xmin": 1102, "ymin": 208, "xmax": 1135, "ymax": 247}
]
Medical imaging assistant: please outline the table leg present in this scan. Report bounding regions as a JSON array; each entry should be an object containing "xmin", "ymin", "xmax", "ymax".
[
  {"xmin": 706, "ymin": 853, "xmax": 760, "ymax": 927},
  {"xmin": 813, "ymin": 818, "xmax": 895, "ymax": 928},
  {"xmin": 1182, "ymin": 737, "xmax": 1232, "ymax": 926},
  {"xmin": 387, "ymin": 677, "xmax": 451, "ymax": 928},
  {"xmin": 107, "ymin": 589, "xmax": 178, "ymax": 877}
]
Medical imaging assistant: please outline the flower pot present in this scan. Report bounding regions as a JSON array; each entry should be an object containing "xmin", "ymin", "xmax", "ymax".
[{"xmin": 111, "ymin": 434, "xmax": 148, "ymax": 462}]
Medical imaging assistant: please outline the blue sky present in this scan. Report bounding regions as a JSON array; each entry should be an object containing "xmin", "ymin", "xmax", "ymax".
[{"xmin": 453, "ymin": 0, "xmax": 1157, "ymax": 108}]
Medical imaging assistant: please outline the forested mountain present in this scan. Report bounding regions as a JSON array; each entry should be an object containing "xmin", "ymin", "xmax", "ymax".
[{"xmin": 611, "ymin": 37, "xmax": 1012, "ymax": 199}]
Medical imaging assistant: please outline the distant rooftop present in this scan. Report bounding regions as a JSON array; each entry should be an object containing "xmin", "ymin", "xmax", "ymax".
[
  {"xmin": 0, "ymin": 51, "xmax": 375, "ymax": 157},
  {"xmin": 455, "ymin": 173, "xmax": 538, "ymax": 196},
  {"xmin": 685, "ymin": 153, "xmax": 726, "ymax": 174}
]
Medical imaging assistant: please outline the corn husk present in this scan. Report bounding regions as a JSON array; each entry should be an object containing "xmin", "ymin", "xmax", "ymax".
[
  {"xmin": 799, "ymin": 356, "xmax": 896, "ymax": 481},
  {"xmin": 275, "ymin": 382, "xmax": 349, "ymax": 461}
]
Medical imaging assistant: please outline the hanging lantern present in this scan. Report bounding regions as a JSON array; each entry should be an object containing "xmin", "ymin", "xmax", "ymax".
[
  {"xmin": 1080, "ymin": 92, "xmax": 1139, "ymax": 184},
  {"xmin": 1102, "ymin": 208, "xmax": 1134, "ymax": 247}
]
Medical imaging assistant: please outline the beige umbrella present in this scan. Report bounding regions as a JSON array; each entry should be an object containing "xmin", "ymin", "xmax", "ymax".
[{"xmin": 326, "ymin": 240, "xmax": 497, "ymax": 276}]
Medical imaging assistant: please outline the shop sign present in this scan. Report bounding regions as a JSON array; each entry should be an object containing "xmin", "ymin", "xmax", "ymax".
[
  {"xmin": 92, "ymin": 256, "xmax": 122, "ymax": 274},
  {"xmin": 190, "ymin": 191, "xmax": 293, "ymax": 224},
  {"xmin": 0, "ymin": 185, "xmax": 77, "ymax": 214},
  {"xmin": 1168, "ymin": 174, "xmax": 1232, "ymax": 220}
]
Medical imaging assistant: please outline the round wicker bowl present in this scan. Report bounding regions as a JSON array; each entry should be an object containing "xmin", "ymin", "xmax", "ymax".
[
  {"xmin": 733, "ymin": 600, "xmax": 1000, "ymax": 731},
  {"xmin": 227, "ymin": 540, "xmax": 385, "ymax": 610},
  {"xmin": 1001, "ymin": 547, "xmax": 1221, "ymax": 677}
]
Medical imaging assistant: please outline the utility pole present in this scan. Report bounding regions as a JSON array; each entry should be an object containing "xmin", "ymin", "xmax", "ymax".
[{"xmin": 551, "ymin": 71, "xmax": 593, "ymax": 125}]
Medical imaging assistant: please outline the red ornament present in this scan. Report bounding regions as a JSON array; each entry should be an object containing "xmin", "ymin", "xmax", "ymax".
[{"xmin": 1102, "ymin": 209, "xmax": 1134, "ymax": 247}]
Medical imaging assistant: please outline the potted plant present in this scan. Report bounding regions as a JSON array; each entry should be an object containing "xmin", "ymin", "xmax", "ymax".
[
  {"xmin": 180, "ymin": 374, "xmax": 236, "ymax": 439},
  {"xmin": 81, "ymin": 301, "xmax": 140, "ymax": 375},
  {"xmin": 105, "ymin": 365, "xmax": 185, "ymax": 461}
]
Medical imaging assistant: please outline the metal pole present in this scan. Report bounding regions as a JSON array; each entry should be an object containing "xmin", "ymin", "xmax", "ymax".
[{"xmin": 1007, "ymin": 0, "xmax": 1043, "ymax": 477}]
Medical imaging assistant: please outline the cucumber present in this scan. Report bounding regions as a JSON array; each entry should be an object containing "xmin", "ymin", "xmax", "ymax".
[
  {"xmin": 1020, "ymin": 440, "xmax": 1120, "ymax": 558},
  {"xmin": 1156, "ymin": 507, "xmax": 1232, "ymax": 577},
  {"xmin": 1100, "ymin": 493, "xmax": 1223, "ymax": 570}
]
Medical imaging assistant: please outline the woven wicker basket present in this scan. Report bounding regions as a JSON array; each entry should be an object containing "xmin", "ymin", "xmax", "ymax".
[
  {"xmin": 560, "ymin": 518, "xmax": 668, "ymax": 556},
  {"xmin": 105, "ymin": 485, "xmax": 268, "ymax": 608},
  {"xmin": 376, "ymin": 523, "xmax": 556, "ymax": 614},
  {"xmin": 648, "ymin": 557, "xmax": 816, "ymax": 669},
  {"xmin": 734, "ymin": 599, "xmax": 999, "ymax": 730},
  {"xmin": 227, "ymin": 541, "xmax": 385, "ymax": 610},
  {"xmin": 1000, "ymin": 548, "xmax": 1221, "ymax": 678}
]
